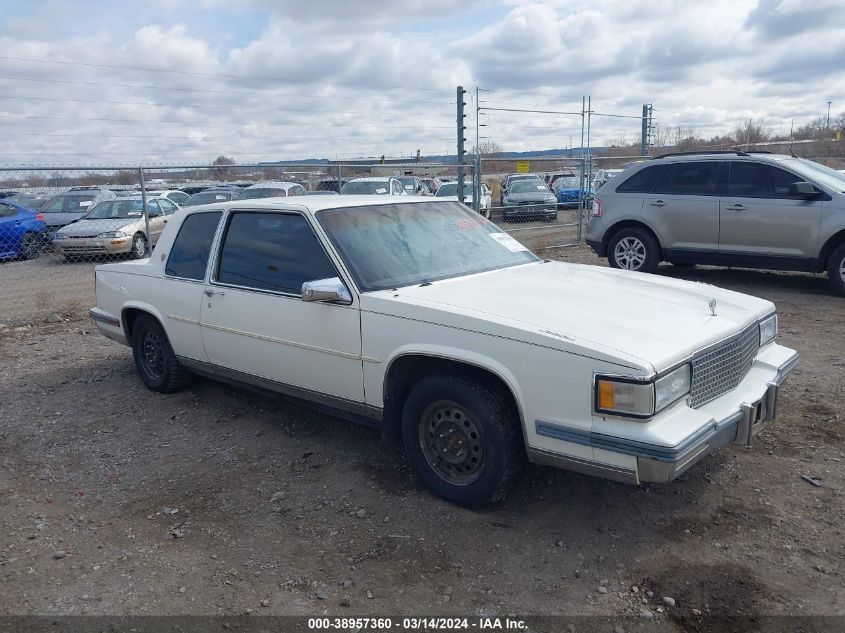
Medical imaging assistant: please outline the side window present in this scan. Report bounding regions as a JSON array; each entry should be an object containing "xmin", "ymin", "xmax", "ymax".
[
  {"xmin": 653, "ymin": 162, "xmax": 719, "ymax": 196},
  {"xmin": 296, "ymin": 185, "xmax": 306, "ymax": 196},
  {"xmin": 615, "ymin": 165, "xmax": 667, "ymax": 193},
  {"xmin": 392, "ymin": 181, "xmax": 402, "ymax": 195},
  {"xmin": 729, "ymin": 162, "xmax": 805, "ymax": 198},
  {"xmin": 160, "ymin": 199, "xmax": 178, "ymax": 215},
  {"xmin": 0, "ymin": 203, "xmax": 17, "ymax": 218},
  {"xmin": 165, "ymin": 211, "xmax": 222, "ymax": 280},
  {"xmin": 216, "ymin": 212, "xmax": 337, "ymax": 294},
  {"xmin": 146, "ymin": 200, "xmax": 162, "ymax": 216}
]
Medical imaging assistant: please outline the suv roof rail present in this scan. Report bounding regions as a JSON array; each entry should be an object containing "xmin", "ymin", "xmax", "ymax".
[{"xmin": 654, "ymin": 150, "xmax": 775, "ymax": 159}]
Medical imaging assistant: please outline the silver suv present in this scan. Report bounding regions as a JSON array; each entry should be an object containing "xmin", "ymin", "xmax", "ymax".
[{"xmin": 586, "ymin": 151, "xmax": 845, "ymax": 294}]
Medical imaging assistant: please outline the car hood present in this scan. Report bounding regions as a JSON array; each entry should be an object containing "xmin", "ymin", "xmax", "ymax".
[
  {"xmin": 504, "ymin": 191, "xmax": 556, "ymax": 202},
  {"xmin": 58, "ymin": 218, "xmax": 142, "ymax": 236},
  {"xmin": 365, "ymin": 261, "xmax": 774, "ymax": 372},
  {"xmin": 42, "ymin": 212, "xmax": 87, "ymax": 227}
]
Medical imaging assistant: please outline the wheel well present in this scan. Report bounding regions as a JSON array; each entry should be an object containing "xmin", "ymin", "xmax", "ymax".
[
  {"xmin": 819, "ymin": 230, "xmax": 845, "ymax": 271},
  {"xmin": 121, "ymin": 307, "xmax": 156, "ymax": 340},
  {"xmin": 381, "ymin": 355, "xmax": 522, "ymax": 444},
  {"xmin": 603, "ymin": 220, "xmax": 661, "ymax": 253}
]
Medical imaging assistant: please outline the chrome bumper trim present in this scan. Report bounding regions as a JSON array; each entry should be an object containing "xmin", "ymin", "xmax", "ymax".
[{"xmin": 89, "ymin": 307, "xmax": 120, "ymax": 328}]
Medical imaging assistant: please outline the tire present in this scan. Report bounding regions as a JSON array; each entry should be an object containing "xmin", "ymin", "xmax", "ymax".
[
  {"xmin": 130, "ymin": 314, "xmax": 192, "ymax": 393},
  {"xmin": 20, "ymin": 233, "xmax": 42, "ymax": 260},
  {"xmin": 400, "ymin": 373, "xmax": 525, "ymax": 507},
  {"xmin": 481, "ymin": 206, "xmax": 491, "ymax": 219},
  {"xmin": 130, "ymin": 233, "xmax": 147, "ymax": 260},
  {"xmin": 545, "ymin": 212, "xmax": 558, "ymax": 222},
  {"xmin": 607, "ymin": 227, "xmax": 660, "ymax": 273},
  {"xmin": 827, "ymin": 242, "xmax": 845, "ymax": 295}
]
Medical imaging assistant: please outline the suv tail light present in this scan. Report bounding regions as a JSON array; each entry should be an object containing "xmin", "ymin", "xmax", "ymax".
[{"xmin": 593, "ymin": 197, "xmax": 603, "ymax": 217}]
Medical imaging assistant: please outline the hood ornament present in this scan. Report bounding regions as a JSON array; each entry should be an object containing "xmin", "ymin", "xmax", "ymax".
[{"xmin": 709, "ymin": 298, "xmax": 717, "ymax": 317}]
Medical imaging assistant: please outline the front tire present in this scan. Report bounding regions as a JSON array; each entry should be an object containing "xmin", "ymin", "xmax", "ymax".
[
  {"xmin": 827, "ymin": 242, "xmax": 845, "ymax": 295},
  {"xmin": 131, "ymin": 314, "xmax": 191, "ymax": 393},
  {"xmin": 130, "ymin": 233, "xmax": 147, "ymax": 260},
  {"xmin": 607, "ymin": 227, "xmax": 659, "ymax": 273},
  {"xmin": 401, "ymin": 374, "xmax": 524, "ymax": 507}
]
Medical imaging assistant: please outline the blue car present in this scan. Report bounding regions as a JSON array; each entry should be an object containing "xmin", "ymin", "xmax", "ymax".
[
  {"xmin": 0, "ymin": 199, "xmax": 49, "ymax": 260},
  {"xmin": 553, "ymin": 175, "xmax": 593, "ymax": 208}
]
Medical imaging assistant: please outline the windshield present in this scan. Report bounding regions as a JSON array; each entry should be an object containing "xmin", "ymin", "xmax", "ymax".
[
  {"xmin": 237, "ymin": 188, "xmax": 287, "ymax": 200},
  {"xmin": 787, "ymin": 158, "xmax": 845, "ymax": 193},
  {"xmin": 510, "ymin": 181, "xmax": 550, "ymax": 194},
  {"xmin": 398, "ymin": 177, "xmax": 416, "ymax": 189},
  {"xmin": 84, "ymin": 199, "xmax": 146, "ymax": 220},
  {"xmin": 42, "ymin": 193, "xmax": 97, "ymax": 213},
  {"xmin": 554, "ymin": 176, "xmax": 579, "ymax": 188},
  {"xmin": 341, "ymin": 181, "xmax": 390, "ymax": 195},
  {"xmin": 184, "ymin": 191, "xmax": 233, "ymax": 206},
  {"xmin": 317, "ymin": 201, "xmax": 537, "ymax": 292}
]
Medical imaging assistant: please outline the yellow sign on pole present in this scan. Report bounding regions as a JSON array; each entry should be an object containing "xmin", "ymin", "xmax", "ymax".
[{"xmin": 516, "ymin": 160, "xmax": 529, "ymax": 173}]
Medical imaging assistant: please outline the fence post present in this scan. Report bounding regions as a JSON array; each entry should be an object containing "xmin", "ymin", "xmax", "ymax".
[
  {"xmin": 336, "ymin": 164, "xmax": 342, "ymax": 192},
  {"xmin": 139, "ymin": 168, "xmax": 151, "ymax": 257}
]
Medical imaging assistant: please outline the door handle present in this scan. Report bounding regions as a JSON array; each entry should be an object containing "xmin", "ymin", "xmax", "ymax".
[
  {"xmin": 649, "ymin": 200, "xmax": 667, "ymax": 207},
  {"xmin": 726, "ymin": 204, "xmax": 747, "ymax": 212},
  {"xmin": 204, "ymin": 290, "xmax": 225, "ymax": 297}
]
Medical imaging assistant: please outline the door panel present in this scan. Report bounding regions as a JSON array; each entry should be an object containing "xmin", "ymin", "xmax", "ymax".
[
  {"xmin": 199, "ymin": 210, "xmax": 364, "ymax": 403},
  {"xmin": 719, "ymin": 161, "xmax": 822, "ymax": 258},
  {"xmin": 643, "ymin": 161, "xmax": 722, "ymax": 252}
]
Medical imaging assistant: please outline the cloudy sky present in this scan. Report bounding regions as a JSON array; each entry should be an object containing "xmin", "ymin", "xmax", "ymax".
[{"xmin": 0, "ymin": 0, "xmax": 843, "ymax": 165}]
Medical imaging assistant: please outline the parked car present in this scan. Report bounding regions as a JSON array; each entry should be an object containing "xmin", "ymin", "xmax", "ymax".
[
  {"xmin": 89, "ymin": 196, "xmax": 798, "ymax": 506},
  {"xmin": 434, "ymin": 182, "xmax": 492, "ymax": 217},
  {"xmin": 53, "ymin": 195, "xmax": 180, "ymax": 261},
  {"xmin": 183, "ymin": 189, "xmax": 237, "ymax": 207},
  {"xmin": 304, "ymin": 191, "xmax": 340, "ymax": 196},
  {"xmin": 591, "ymin": 169, "xmax": 623, "ymax": 190},
  {"xmin": 420, "ymin": 177, "xmax": 441, "ymax": 194},
  {"xmin": 553, "ymin": 175, "xmax": 592, "ymax": 207},
  {"xmin": 500, "ymin": 173, "xmax": 544, "ymax": 205},
  {"xmin": 5, "ymin": 193, "xmax": 51, "ymax": 211},
  {"xmin": 0, "ymin": 200, "xmax": 49, "ymax": 260},
  {"xmin": 316, "ymin": 179, "xmax": 348, "ymax": 193},
  {"xmin": 502, "ymin": 180, "xmax": 558, "ymax": 222},
  {"xmin": 397, "ymin": 176, "xmax": 428, "ymax": 196},
  {"xmin": 237, "ymin": 181, "xmax": 307, "ymax": 200},
  {"xmin": 545, "ymin": 172, "xmax": 574, "ymax": 191},
  {"xmin": 340, "ymin": 177, "xmax": 407, "ymax": 195},
  {"xmin": 40, "ymin": 187, "xmax": 117, "ymax": 239},
  {"xmin": 145, "ymin": 189, "xmax": 190, "ymax": 206},
  {"xmin": 586, "ymin": 151, "xmax": 845, "ymax": 294}
]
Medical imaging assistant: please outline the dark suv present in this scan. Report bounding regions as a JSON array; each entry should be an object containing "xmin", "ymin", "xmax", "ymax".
[{"xmin": 586, "ymin": 151, "xmax": 845, "ymax": 294}]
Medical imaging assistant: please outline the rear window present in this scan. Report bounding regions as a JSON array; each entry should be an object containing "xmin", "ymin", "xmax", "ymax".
[
  {"xmin": 42, "ymin": 193, "xmax": 97, "ymax": 213},
  {"xmin": 165, "ymin": 212, "xmax": 222, "ymax": 280},
  {"xmin": 237, "ymin": 188, "xmax": 288, "ymax": 200},
  {"xmin": 614, "ymin": 165, "xmax": 667, "ymax": 194}
]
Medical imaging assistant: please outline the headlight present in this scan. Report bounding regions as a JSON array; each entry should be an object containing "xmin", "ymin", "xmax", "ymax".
[
  {"xmin": 759, "ymin": 313, "xmax": 777, "ymax": 346},
  {"xmin": 595, "ymin": 364, "xmax": 691, "ymax": 419},
  {"xmin": 654, "ymin": 364, "xmax": 691, "ymax": 412},
  {"xmin": 98, "ymin": 231, "xmax": 127, "ymax": 238},
  {"xmin": 595, "ymin": 377, "xmax": 655, "ymax": 418}
]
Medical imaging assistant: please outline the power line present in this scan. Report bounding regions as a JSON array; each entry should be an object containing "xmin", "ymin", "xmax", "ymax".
[
  {"xmin": 0, "ymin": 55, "xmax": 447, "ymax": 94},
  {"xmin": 0, "ymin": 75, "xmax": 451, "ymax": 107},
  {"xmin": 0, "ymin": 113, "xmax": 453, "ymax": 129},
  {"xmin": 0, "ymin": 94, "xmax": 451, "ymax": 118}
]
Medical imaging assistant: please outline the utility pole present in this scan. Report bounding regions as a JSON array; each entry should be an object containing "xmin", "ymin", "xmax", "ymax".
[
  {"xmin": 456, "ymin": 85, "xmax": 467, "ymax": 204},
  {"xmin": 641, "ymin": 104, "xmax": 653, "ymax": 156},
  {"xmin": 826, "ymin": 100, "xmax": 833, "ymax": 128},
  {"xmin": 474, "ymin": 85, "xmax": 481, "ymax": 213}
]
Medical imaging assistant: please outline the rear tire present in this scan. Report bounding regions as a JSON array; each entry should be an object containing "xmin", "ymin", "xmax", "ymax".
[
  {"xmin": 130, "ymin": 233, "xmax": 147, "ymax": 260},
  {"xmin": 131, "ymin": 314, "xmax": 192, "ymax": 393},
  {"xmin": 400, "ymin": 373, "xmax": 524, "ymax": 507},
  {"xmin": 607, "ymin": 227, "xmax": 660, "ymax": 274},
  {"xmin": 827, "ymin": 242, "xmax": 845, "ymax": 295}
]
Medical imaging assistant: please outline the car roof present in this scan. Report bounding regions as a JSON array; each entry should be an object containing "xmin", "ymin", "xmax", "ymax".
[
  {"xmin": 242, "ymin": 180, "xmax": 300, "ymax": 189},
  {"xmin": 178, "ymin": 195, "xmax": 436, "ymax": 216},
  {"xmin": 654, "ymin": 151, "xmax": 794, "ymax": 163}
]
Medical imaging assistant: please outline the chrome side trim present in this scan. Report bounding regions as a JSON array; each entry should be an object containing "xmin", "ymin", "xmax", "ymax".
[
  {"xmin": 167, "ymin": 314, "xmax": 199, "ymax": 325},
  {"xmin": 197, "ymin": 321, "xmax": 364, "ymax": 361},
  {"xmin": 527, "ymin": 447, "xmax": 638, "ymax": 485},
  {"xmin": 176, "ymin": 356, "xmax": 383, "ymax": 423},
  {"xmin": 89, "ymin": 307, "xmax": 120, "ymax": 328}
]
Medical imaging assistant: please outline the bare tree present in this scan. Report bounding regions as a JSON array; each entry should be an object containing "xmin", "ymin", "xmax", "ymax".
[
  {"xmin": 733, "ymin": 118, "xmax": 769, "ymax": 148},
  {"xmin": 212, "ymin": 155, "xmax": 236, "ymax": 180}
]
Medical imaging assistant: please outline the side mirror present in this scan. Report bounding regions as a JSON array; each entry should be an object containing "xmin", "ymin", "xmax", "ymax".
[
  {"xmin": 301, "ymin": 277, "xmax": 352, "ymax": 304},
  {"xmin": 789, "ymin": 181, "xmax": 819, "ymax": 199}
]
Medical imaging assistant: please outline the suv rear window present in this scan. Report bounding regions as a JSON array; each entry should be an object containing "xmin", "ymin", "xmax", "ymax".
[
  {"xmin": 653, "ymin": 162, "xmax": 719, "ymax": 196},
  {"xmin": 165, "ymin": 211, "xmax": 222, "ymax": 280},
  {"xmin": 615, "ymin": 165, "xmax": 666, "ymax": 193}
]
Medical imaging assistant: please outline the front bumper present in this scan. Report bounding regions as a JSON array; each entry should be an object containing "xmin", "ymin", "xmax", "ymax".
[{"xmin": 55, "ymin": 236, "xmax": 132, "ymax": 255}]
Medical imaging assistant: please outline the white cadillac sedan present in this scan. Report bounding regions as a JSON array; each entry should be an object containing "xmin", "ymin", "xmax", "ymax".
[{"xmin": 89, "ymin": 197, "xmax": 798, "ymax": 506}]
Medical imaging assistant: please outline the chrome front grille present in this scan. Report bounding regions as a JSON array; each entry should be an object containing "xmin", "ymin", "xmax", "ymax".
[{"xmin": 689, "ymin": 324, "xmax": 760, "ymax": 407}]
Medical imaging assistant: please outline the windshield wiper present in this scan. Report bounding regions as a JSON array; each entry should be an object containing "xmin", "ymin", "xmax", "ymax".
[{"xmin": 418, "ymin": 280, "xmax": 433, "ymax": 287}]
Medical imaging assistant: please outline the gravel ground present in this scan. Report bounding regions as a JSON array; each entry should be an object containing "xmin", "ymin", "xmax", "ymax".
[{"xmin": 1, "ymin": 246, "xmax": 843, "ymax": 631}]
